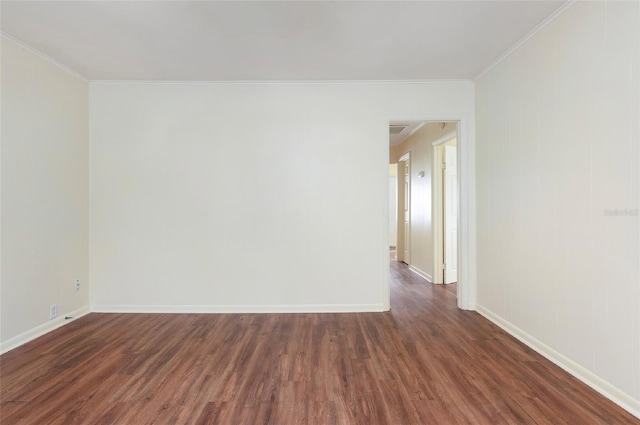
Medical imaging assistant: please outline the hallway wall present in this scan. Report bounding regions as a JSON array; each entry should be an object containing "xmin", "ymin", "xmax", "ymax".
[{"xmin": 391, "ymin": 122, "xmax": 457, "ymax": 281}]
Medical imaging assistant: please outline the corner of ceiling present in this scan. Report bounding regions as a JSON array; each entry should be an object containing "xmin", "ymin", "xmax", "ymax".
[
  {"xmin": 1, "ymin": 31, "xmax": 89, "ymax": 83},
  {"xmin": 472, "ymin": 0, "xmax": 577, "ymax": 82}
]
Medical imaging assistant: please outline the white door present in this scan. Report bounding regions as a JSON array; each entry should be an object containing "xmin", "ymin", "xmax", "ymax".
[
  {"xmin": 444, "ymin": 145, "xmax": 457, "ymax": 283},
  {"xmin": 389, "ymin": 167, "xmax": 398, "ymax": 248},
  {"xmin": 396, "ymin": 155, "xmax": 410, "ymax": 264},
  {"xmin": 403, "ymin": 159, "xmax": 410, "ymax": 263}
]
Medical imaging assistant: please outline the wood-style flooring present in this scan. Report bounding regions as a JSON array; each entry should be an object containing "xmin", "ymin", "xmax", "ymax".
[{"xmin": 1, "ymin": 256, "xmax": 638, "ymax": 424}]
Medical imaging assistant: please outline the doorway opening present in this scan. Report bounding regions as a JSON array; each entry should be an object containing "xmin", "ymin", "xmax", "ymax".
[{"xmin": 388, "ymin": 120, "xmax": 465, "ymax": 307}]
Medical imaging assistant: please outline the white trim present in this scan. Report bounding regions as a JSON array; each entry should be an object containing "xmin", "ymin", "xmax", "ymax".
[
  {"xmin": 90, "ymin": 79, "xmax": 472, "ymax": 85},
  {"xmin": 0, "ymin": 306, "xmax": 91, "ymax": 354},
  {"xmin": 409, "ymin": 265, "xmax": 432, "ymax": 282},
  {"xmin": 433, "ymin": 132, "xmax": 459, "ymax": 286},
  {"xmin": 396, "ymin": 152, "xmax": 411, "ymax": 266},
  {"xmin": 1, "ymin": 32, "xmax": 89, "ymax": 82},
  {"xmin": 432, "ymin": 143, "xmax": 445, "ymax": 284},
  {"xmin": 455, "ymin": 118, "xmax": 475, "ymax": 310},
  {"xmin": 91, "ymin": 304, "xmax": 386, "ymax": 314},
  {"xmin": 432, "ymin": 130, "xmax": 457, "ymax": 147},
  {"xmin": 406, "ymin": 122, "xmax": 425, "ymax": 139},
  {"xmin": 398, "ymin": 152, "xmax": 410, "ymax": 162},
  {"xmin": 473, "ymin": 0, "xmax": 578, "ymax": 81},
  {"xmin": 476, "ymin": 305, "xmax": 640, "ymax": 420},
  {"xmin": 383, "ymin": 146, "xmax": 392, "ymax": 312}
]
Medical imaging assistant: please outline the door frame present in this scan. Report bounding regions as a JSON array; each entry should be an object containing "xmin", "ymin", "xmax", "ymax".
[
  {"xmin": 397, "ymin": 153, "xmax": 411, "ymax": 265},
  {"xmin": 432, "ymin": 130, "xmax": 457, "ymax": 284},
  {"xmin": 386, "ymin": 115, "xmax": 475, "ymax": 311}
]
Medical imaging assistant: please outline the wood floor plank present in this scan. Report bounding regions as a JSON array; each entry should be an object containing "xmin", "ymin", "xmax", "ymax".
[{"xmin": 1, "ymin": 255, "xmax": 639, "ymax": 424}]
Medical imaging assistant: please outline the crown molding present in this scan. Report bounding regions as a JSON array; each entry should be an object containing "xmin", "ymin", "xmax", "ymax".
[
  {"xmin": 431, "ymin": 130, "xmax": 457, "ymax": 147},
  {"xmin": 473, "ymin": 0, "xmax": 578, "ymax": 81},
  {"xmin": 1, "ymin": 32, "xmax": 89, "ymax": 82},
  {"xmin": 89, "ymin": 79, "xmax": 473, "ymax": 86}
]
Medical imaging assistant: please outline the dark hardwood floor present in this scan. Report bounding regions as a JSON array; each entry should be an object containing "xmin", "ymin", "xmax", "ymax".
[{"xmin": 1, "ymin": 258, "xmax": 638, "ymax": 424}]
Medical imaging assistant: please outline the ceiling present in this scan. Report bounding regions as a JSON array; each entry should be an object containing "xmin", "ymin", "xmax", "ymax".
[
  {"xmin": 1, "ymin": 0, "xmax": 566, "ymax": 81},
  {"xmin": 389, "ymin": 122, "xmax": 425, "ymax": 147}
]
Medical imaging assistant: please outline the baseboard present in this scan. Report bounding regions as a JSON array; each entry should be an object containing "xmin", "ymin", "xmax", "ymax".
[
  {"xmin": 91, "ymin": 303, "xmax": 386, "ymax": 314},
  {"xmin": 460, "ymin": 302, "xmax": 476, "ymax": 311},
  {"xmin": 476, "ymin": 305, "xmax": 640, "ymax": 419},
  {"xmin": 408, "ymin": 265, "xmax": 432, "ymax": 282},
  {"xmin": 0, "ymin": 305, "xmax": 91, "ymax": 355}
]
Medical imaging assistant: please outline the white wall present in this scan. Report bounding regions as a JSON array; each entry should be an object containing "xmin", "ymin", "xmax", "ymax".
[
  {"xmin": 476, "ymin": 1, "xmax": 639, "ymax": 415},
  {"xmin": 1, "ymin": 37, "xmax": 90, "ymax": 351},
  {"xmin": 89, "ymin": 81, "xmax": 474, "ymax": 312}
]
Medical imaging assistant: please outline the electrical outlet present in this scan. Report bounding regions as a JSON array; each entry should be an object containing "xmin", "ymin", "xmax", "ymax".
[
  {"xmin": 74, "ymin": 279, "xmax": 80, "ymax": 292},
  {"xmin": 49, "ymin": 304, "xmax": 57, "ymax": 320}
]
